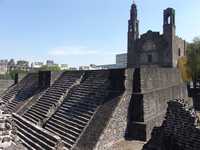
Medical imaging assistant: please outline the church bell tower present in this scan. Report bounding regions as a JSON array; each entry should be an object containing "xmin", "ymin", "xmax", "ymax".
[{"xmin": 127, "ymin": 1, "xmax": 139, "ymax": 68}]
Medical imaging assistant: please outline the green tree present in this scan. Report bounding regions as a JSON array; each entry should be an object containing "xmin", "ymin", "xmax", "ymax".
[
  {"xmin": 187, "ymin": 37, "xmax": 200, "ymax": 88},
  {"xmin": 39, "ymin": 65, "xmax": 61, "ymax": 72},
  {"xmin": 9, "ymin": 70, "xmax": 28, "ymax": 80}
]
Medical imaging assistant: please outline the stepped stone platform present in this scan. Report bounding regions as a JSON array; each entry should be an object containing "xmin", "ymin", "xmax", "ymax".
[
  {"xmin": 22, "ymin": 71, "xmax": 84, "ymax": 126},
  {"xmin": 0, "ymin": 68, "xmax": 192, "ymax": 150}
]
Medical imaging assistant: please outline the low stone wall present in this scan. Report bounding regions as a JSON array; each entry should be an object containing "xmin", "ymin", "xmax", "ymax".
[
  {"xmin": 0, "ymin": 80, "xmax": 14, "ymax": 95},
  {"xmin": 162, "ymin": 100, "xmax": 200, "ymax": 150},
  {"xmin": 143, "ymin": 100, "xmax": 200, "ymax": 150},
  {"xmin": 125, "ymin": 68, "xmax": 189, "ymax": 141}
]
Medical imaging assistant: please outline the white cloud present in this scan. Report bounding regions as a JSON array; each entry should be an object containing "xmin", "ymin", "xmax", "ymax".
[{"xmin": 48, "ymin": 46, "xmax": 125, "ymax": 56}]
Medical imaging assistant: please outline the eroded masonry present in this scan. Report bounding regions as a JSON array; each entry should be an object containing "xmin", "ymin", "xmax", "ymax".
[{"xmin": 0, "ymin": 1, "xmax": 199, "ymax": 150}]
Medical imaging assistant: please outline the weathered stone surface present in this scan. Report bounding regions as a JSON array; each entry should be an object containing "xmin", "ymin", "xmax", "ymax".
[
  {"xmin": 143, "ymin": 100, "xmax": 200, "ymax": 150},
  {"xmin": 0, "ymin": 80, "xmax": 14, "ymax": 95},
  {"xmin": 125, "ymin": 67, "xmax": 189, "ymax": 141},
  {"xmin": 94, "ymin": 93, "xmax": 131, "ymax": 150}
]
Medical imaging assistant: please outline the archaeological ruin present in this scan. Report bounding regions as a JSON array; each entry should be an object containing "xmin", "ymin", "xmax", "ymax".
[{"xmin": 0, "ymin": 1, "xmax": 199, "ymax": 150}]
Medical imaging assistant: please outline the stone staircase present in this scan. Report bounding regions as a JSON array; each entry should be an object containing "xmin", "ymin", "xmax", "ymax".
[
  {"xmin": 22, "ymin": 71, "xmax": 84, "ymax": 125},
  {"xmin": 13, "ymin": 113, "xmax": 63, "ymax": 150},
  {"xmin": 0, "ymin": 74, "xmax": 35, "ymax": 103},
  {"xmin": 1, "ymin": 73, "xmax": 38, "ymax": 103},
  {"xmin": 0, "ymin": 73, "xmax": 39, "ymax": 113},
  {"xmin": 6, "ymin": 74, "xmax": 39, "ymax": 113},
  {"xmin": 43, "ymin": 70, "xmax": 110, "ymax": 149}
]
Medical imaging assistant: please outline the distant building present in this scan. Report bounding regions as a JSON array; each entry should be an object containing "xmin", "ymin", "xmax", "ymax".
[
  {"xmin": 95, "ymin": 53, "xmax": 127, "ymax": 70},
  {"xmin": 31, "ymin": 62, "xmax": 44, "ymax": 69},
  {"xmin": 46, "ymin": 60, "xmax": 54, "ymax": 67},
  {"xmin": 116, "ymin": 53, "xmax": 127, "ymax": 68},
  {"xmin": 79, "ymin": 66, "xmax": 90, "ymax": 70},
  {"xmin": 97, "ymin": 64, "xmax": 118, "ymax": 70},
  {"xmin": 0, "ymin": 60, "xmax": 8, "ymax": 74},
  {"xmin": 60, "ymin": 64, "xmax": 68, "ymax": 70},
  {"xmin": 69, "ymin": 67, "xmax": 77, "ymax": 70}
]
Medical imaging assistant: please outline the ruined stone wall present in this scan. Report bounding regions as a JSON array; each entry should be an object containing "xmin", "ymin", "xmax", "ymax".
[
  {"xmin": 0, "ymin": 80, "xmax": 14, "ymax": 95},
  {"xmin": 126, "ymin": 67, "xmax": 189, "ymax": 141},
  {"xmin": 162, "ymin": 100, "xmax": 200, "ymax": 150}
]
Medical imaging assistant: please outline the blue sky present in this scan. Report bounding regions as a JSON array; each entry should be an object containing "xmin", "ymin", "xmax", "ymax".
[{"xmin": 0, "ymin": 0, "xmax": 199, "ymax": 67}]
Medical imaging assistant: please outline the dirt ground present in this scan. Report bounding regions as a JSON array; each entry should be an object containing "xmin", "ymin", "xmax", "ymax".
[{"xmin": 109, "ymin": 140, "xmax": 146, "ymax": 150}]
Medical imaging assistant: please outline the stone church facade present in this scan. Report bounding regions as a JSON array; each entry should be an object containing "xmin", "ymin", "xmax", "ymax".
[{"xmin": 127, "ymin": 1, "xmax": 187, "ymax": 68}]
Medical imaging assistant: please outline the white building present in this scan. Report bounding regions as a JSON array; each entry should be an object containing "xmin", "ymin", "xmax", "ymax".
[
  {"xmin": 46, "ymin": 60, "xmax": 54, "ymax": 67},
  {"xmin": 60, "ymin": 64, "xmax": 68, "ymax": 70},
  {"xmin": 79, "ymin": 66, "xmax": 90, "ymax": 70},
  {"xmin": 116, "ymin": 53, "xmax": 127, "ymax": 68},
  {"xmin": 31, "ymin": 62, "xmax": 44, "ymax": 68},
  {"xmin": 95, "ymin": 53, "xmax": 127, "ymax": 70}
]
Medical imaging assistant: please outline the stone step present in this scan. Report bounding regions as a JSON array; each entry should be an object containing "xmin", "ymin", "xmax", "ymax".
[
  {"xmin": 46, "ymin": 92, "xmax": 62, "ymax": 97},
  {"xmin": 47, "ymin": 121, "xmax": 79, "ymax": 139},
  {"xmin": 45, "ymin": 126, "xmax": 73, "ymax": 149},
  {"xmin": 13, "ymin": 113, "xmax": 62, "ymax": 149},
  {"xmin": 68, "ymin": 96, "xmax": 99, "ymax": 106},
  {"xmin": 11, "ymin": 100, "xmax": 20, "ymax": 104},
  {"xmin": 42, "ymin": 94, "xmax": 60, "ymax": 99},
  {"xmin": 35, "ymin": 101, "xmax": 56, "ymax": 109},
  {"xmin": 23, "ymin": 112, "xmax": 40, "ymax": 123},
  {"xmin": 46, "ymin": 91, "xmax": 64, "ymax": 95},
  {"xmin": 55, "ymin": 112, "xmax": 86, "ymax": 126},
  {"xmin": 52, "ymin": 115, "xmax": 84, "ymax": 129},
  {"xmin": 7, "ymin": 103, "xmax": 17, "ymax": 110},
  {"xmin": 15, "ymin": 122, "xmax": 55, "ymax": 149},
  {"xmin": 32, "ymin": 104, "xmax": 49, "ymax": 112},
  {"xmin": 39, "ymin": 96, "xmax": 58, "ymax": 103},
  {"xmin": 28, "ymin": 109, "xmax": 45, "ymax": 120},
  {"xmin": 31, "ymin": 105, "xmax": 48, "ymax": 114},
  {"xmin": 15, "ymin": 123, "xmax": 56, "ymax": 149},
  {"xmin": 23, "ymin": 115, "xmax": 38, "ymax": 125},
  {"xmin": 59, "ymin": 108, "xmax": 91, "ymax": 121},
  {"xmin": 62, "ymin": 102, "xmax": 95, "ymax": 114},
  {"xmin": 77, "ymin": 85, "xmax": 99, "ymax": 90},
  {"xmin": 50, "ymin": 117, "xmax": 82, "ymax": 133},
  {"xmin": 52, "ymin": 84, "xmax": 71, "ymax": 88},
  {"xmin": 47, "ymin": 88, "xmax": 65, "ymax": 93},
  {"xmin": 67, "ymin": 97, "xmax": 99, "ymax": 106},
  {"xmin": 58, "ymin": 109, "xmax": 89, "ymax": 123},
  {"xmin": 35, "ymin": 100, "xmax": 53, "ymax": 108},
  {"xmin": 45, "ymin": 123, "xmax": 77, "ymax": 145},
  {"xmin": 17, "ymin": 131, "xmax": 38, "ymax": 150},
  {"xmin": 69, "ymin": 94, "xmax": 94, "ymax": 99},
  {"xmin": 60, "ymin": 104, "xmax": 94, "ymax": 116}
]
